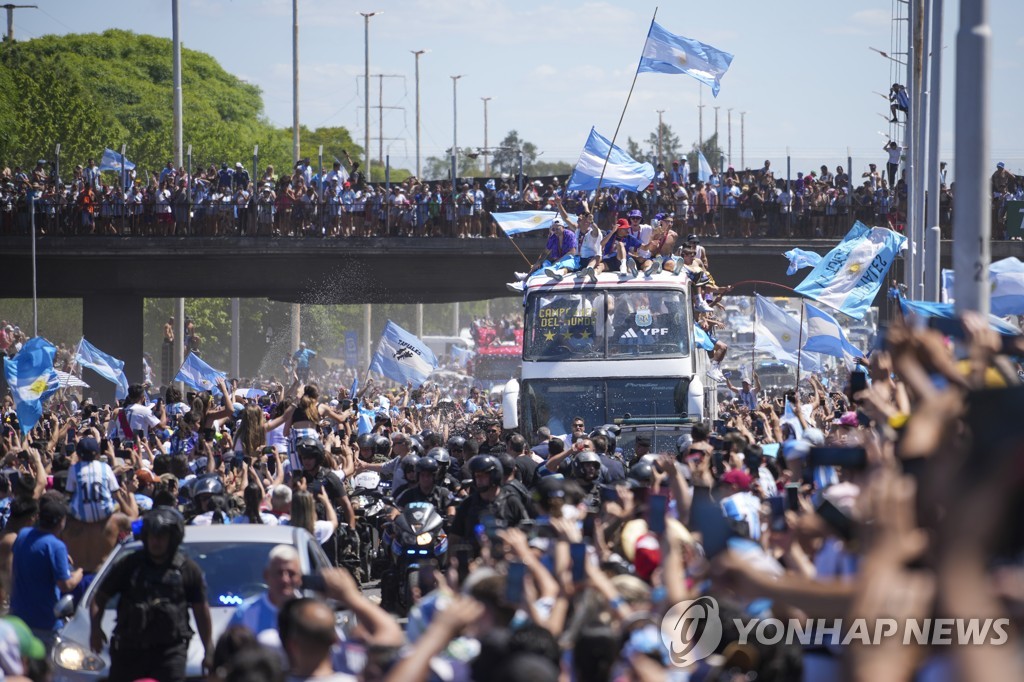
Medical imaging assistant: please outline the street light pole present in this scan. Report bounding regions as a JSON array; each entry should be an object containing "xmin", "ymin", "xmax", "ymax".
[
  {"xmin": 713, "ymin": 106, "xmax": 720, "ymax": 143},
  {"xmin": 411, "ymin": 49, "xmax": 425, "ymax": 178},
  {"xmin": 740, "ymin": 111, "xmax": 746, "ymax": 169},
  {"xmin": 697, "ymin": 104, "xmax": 705, "ymax": 147},
  {"xmin": 952, "ymin": 0, "xmax": 991, "ymax": 314},
  {"xmin": 727, "ymin": 108, "xmax": 733, "ymax": 167},
  {"xmin": 481, "ymin": 96, "xmax": 492, "ymax": 176},
  {"xmin": 360, "ymin": 11, "xmax": 379, "ymax": 180},
  {"xmin": 292, "ymin": 0, "xmax": 300, "ymax": 164},
  {"xmin": 451, "ymin": 75, "xmax": 463, "ymax": 163}
]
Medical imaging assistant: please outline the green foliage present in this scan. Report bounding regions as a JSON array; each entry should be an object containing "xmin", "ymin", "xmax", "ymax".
[
  {"xmin": 646, "ymin": 123, "xmax": 682, "ymax": 168},
  {"xmin": 0, "ymin": 30, "xmax": 364, "ymax": 179},
  {"xmin": 686, "ymin": 133, "xmax": 726, "ymax": 175}
]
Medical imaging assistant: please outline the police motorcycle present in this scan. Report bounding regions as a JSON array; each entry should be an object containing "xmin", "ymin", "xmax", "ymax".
[
  {"xmin": 378, "ymin": 454, "xmax": 450, "ymax": 615},
  {"xmin": 349, "ymin": 469, "xmax": 392, "ymax": 581}
]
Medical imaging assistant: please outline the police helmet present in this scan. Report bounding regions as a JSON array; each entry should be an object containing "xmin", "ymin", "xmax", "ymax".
[
  {"xmin": 628, "ymin": 460, "xmax": 656, "ymax": 488},
  {"xmin": 372, "ymin": 434, "xmax": 392, "ymax": 457},
  {"xmin": 193, "ymin": 474, "xmax": 225, "ymax": 497},
  {"xmin": 141, "ymin": 506, "xmax": 186, "ymax": 553},
  {"xmin": 468, "ymin": 454, "xmax": 503, "ymax": 488},
  {"xmin": 573, "ymin": 450, "xmax": 602, "ymax": 481},
  {"xmin": 296, "ymin": 437, "xmax": 325, "ymax": 466},
  {"xmin": 399, "ymin": 454, "xmax": 421, "ymax": 475},
  {"xmin": 427, "ymin": 447, "xmax": 451, "ymax": 465},
  {"xmin": 415, "ymin": 456, "xmax": 439, "ymax": 474},
  {"xmin": 447, "ymin": 436, "xmax": 468, "ymax": 453}
]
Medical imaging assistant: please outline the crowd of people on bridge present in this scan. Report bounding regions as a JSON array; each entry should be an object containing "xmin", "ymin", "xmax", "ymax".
[
  {"xmin": 2, "ymin": 151, "xmax": 1022, "ymax": 240},
  {"xmin": 2, "ymin": 286, "xmax": 1022, "ymax": 680}
]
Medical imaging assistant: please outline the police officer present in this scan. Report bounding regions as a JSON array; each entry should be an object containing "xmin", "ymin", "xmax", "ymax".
[
  {"xmin": 394, "ymin": 456, "xmax": 455, "ymax": 517},
  {"xmin": 89, "ymin": 507, "xmax": 212, "ymax": 682},
  {"xmin": 570, "ymin": 450, "xmax": 604, "ymax": 513},
  {"xmin": 450, "ymin": 455, "xmax": 528, "ymax": 554},
  {"xmin": 428, "ymin": 446, "xmax": 461, "ymax": 493},
  {"xmin": 295, "ymin": 437, "xmax": 356, "ymax": 528}
]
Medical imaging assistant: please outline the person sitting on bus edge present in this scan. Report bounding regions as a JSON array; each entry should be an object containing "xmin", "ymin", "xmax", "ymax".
[
  {"xmin": 553, "ymin": 196, "xmax": 602, "ymax": 283},
  {"xmin": 648, "ymin": 214, "xmax": 679, "ymax": 273},
  {"xmin": 522, "ymin": 217, "xmax": 579, "ymax": 281},
  {"xmin": 627, "ymin": 209, "xmax": 662, "ymax": 275},
  {"xmin": 697, "ymin": 315, "xmax": 729, "ymax": 382},
  {"xmin": 597, "ymin": 219, "xmax": 642, "ymax": 276}
]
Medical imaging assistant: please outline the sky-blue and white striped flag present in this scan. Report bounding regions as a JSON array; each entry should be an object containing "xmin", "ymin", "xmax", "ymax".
[
  {"xmin": 941, "ymin": 256, "xmax": 1024, "ymax": 316},
  {"xmin": 783, "ymin": 248, "xmax": 823, "ymax": 276},
  {"xmin": 75, "ymin": 337, "xmax": 129, "ymax": 400},
  {"xmin": 566, "ymin": 128, "xmax": 654, "ymax": 193},
  {"xmin": 753, "ymin": 295, "xmax": 822, "ymax": 371},
  {"xmin": 369, "ymin": 320, "xmax": 438, "ymax": 387},
  {"xmin": 491, "ymin": 211, "xmax": 561, "ymax": 236},
  {"xmin": 802, "ymin": 303, "xmax": 865, "ymax": 367},
  {"xmin": 98, "ymin": 148, "xmax": 135, "ymax": 172},
  {"xmin": 175, "ymin": 353, "xmax": 226, "ymax": 395},
  {"xmin": 794, "ymin": 221, "xmax": 906, "ymax": 320},
  {"xmin": 697, "ymin": 150, "xmax": 713, "ymax": 183},
  {"xmin": 637, "ymin": 21, "xmax": 734, "ymax": 97},
  {"xmin": 3, "ymin": 337, "xmax": 59, "ymax": 435}
]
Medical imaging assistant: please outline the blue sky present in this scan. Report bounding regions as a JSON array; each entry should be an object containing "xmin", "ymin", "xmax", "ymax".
[{"xmin": 16, "ymin": 1, "xmax": 1024, "ymax": 178}]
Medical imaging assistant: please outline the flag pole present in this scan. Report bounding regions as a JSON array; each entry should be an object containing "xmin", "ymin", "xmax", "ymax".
[
  {"xmin": 751, "ymin": 289, "xmax": 756, "ymax": 383},
  {"xmin": 499, "ymin": 230, "xmax": 536, "ymax": 267},
  {"xmin": 795, "ymin": 299, "xmax": 805, "ymax": 391},
  {"xmin": 595, "ymin": 7, "xmax": 658, "ymax": 193}
]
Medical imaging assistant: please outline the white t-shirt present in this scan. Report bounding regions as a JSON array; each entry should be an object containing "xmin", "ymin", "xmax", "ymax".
[
  {"xmin": 886, "ymin": 147, "xmax": 902, "ymax": 165},
  {"xmin": 635, "ymin": 224, "xmax": 654, "ymax": 259},
  {"xmin": 232, "ymin": 512, "xmax": 280, "ymax": 526},
  {"xmin": 580, "ymin": 228, "xmax": 603, "ymax": 259},
  {"xmin": 110, "ymin": 403, "xmax": 160, "ymax": 439}
]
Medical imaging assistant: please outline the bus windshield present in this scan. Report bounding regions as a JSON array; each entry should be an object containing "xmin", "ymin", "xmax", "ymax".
[
  {"xmin": 520, "ymin": 377, "xmax": 691, "ymax": 436},
  {"xmin": 523, "ymin": 289, "xmax": 690, "ymax": 361}
]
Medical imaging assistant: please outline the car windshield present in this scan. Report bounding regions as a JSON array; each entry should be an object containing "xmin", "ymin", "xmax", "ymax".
[
  {"xmin": 101, "ymin": 542, "xmax": 277, "ymax": 608},
  {"xmin": 521, "ymin": 378, "xmax": 691, "ymax": 436},
  {"xmin": 524, "ymin": 289, "xmax": 690, "ymax": 360}
]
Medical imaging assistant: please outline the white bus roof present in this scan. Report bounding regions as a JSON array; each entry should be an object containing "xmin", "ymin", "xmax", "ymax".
[{"xmin": 523, "ymin": 272, "xmax": 691, "ymax": 294}]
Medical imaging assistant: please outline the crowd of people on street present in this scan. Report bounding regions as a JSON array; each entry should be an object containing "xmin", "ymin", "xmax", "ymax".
[
  {"xmin": 2, "ymin": 152, "xmax": 1021, "ymax": 240},
  {"xmin": 1, "ymin": 295, "xmax": 1023, "ymax": 680}
]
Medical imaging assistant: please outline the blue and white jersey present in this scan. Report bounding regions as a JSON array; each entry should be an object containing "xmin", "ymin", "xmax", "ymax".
[{"xmin": 65, "ymin": 460, "xmax": 119, "ymax": 523}]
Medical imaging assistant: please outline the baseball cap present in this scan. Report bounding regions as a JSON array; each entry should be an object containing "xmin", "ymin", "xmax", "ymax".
[
  {"xmin": 998, "ymin": 162, "xmax": 1005, "ymax": 169},
  {"xmin": 628, "ymin": 209, "xmax": 642, "ymax": 218},
  {"xmin": 721, "ymin": 469, "xmax": 752, "ymax": 490},
  {"xmin": 654, "ymin": 213, "xmax": 665, "ymax": 221},
  {"xmin": 3, "ymin": 616, "xmax": 45, "ymax": 661},
  {"xmin": 75, "ymin": 437, "xmax": 100, "ymax": 458},
  {"xmin": 616, "ymin": 218, "xmax": 630, "ymax": 230},
  {"xmin": 551, "ymin": 216, "xmax": 564, "ymax": 227},
  {"xmin": 686, "ymin": 233, "xmax": 699, "ymax": 242},
  {"xmin": 235, "ymin": 162, "xmax": 242, "ymax": 168}
]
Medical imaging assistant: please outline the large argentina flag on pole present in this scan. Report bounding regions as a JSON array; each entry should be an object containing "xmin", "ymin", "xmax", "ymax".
[
  {"xmin": 3, "ymin": 337, "xmax": 59, "ymax": 435},
  {"xmin": 794, "ymin": 221, "xmax": 907, "ymax": 320},
  {"xmin": 637, "ymin": 21, "xmax": 734, "ymax": 96},
  {"xmin": 175, "ymin": 353, "xmax": 227, "ymax": 396},
  {"xmin": 753, "ymin": 295, "xmax": 822, "ymax": 372},
  {"xmin": 492, "ymin": 211, "xmax": 561, "ymax": 236},
  {"xmin": 369, "ymin": 320, "xmax": 438, "ymax": 387},
  {"xmin": 75, "ymin": 338, "xmax": 129, "ymax": 400},
  {"xmin": 566, "ymin": 128, "xmax": 654, "ymax": 192}
]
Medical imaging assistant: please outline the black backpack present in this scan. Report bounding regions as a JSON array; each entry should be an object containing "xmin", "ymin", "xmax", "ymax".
[{"xmin": 115, "ymin": 552, "xmax": 192, "ymax": 649}]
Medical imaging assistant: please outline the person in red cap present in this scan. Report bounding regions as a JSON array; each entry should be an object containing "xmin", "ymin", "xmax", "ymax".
[
  {"xmin": 597, "ymin": 218, "xmax": 642, "ymax": 276},
  {"xmin": 719, "ymin": 468, "xmax": 761, "ymax": 540}
]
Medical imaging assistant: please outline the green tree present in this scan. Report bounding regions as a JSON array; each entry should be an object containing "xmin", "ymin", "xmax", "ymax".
[
  {"xmin": 625, "ymin": 137, "xmax": 644, "ymax": 162},
  {"xmin": 491, "ymin": 131, "xmax": 538, "ymax": 176},
  {"xmin": 646, "ymin": 123, "xmax": 682, "ymax": 168},
  {"xmin": 685, "ymin": 132, "xmax": 726, "ymax": 176}
]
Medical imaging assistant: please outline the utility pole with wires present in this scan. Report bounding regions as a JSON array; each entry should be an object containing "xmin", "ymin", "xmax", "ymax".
[
  {"xmin": 357, "ymin": 74, "xmax": 405, "ymax": 172},
  {"xmin": 740, "ymin": 111, "xmax": 747, "ymax": 169},
  {"xmin": 2, "ymin": 4, "xmax": 36, "ymax": 42}
]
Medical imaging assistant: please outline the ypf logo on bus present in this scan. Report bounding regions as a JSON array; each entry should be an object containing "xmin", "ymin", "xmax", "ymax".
[{"xmin": 660, "ymin": 597, "xmax": 723, "ymax": 667}]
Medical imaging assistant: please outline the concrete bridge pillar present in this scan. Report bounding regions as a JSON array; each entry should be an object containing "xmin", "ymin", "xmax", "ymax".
[{"xmin": 82, "ymin": 294, "xmax": 144, "ymax": 405}]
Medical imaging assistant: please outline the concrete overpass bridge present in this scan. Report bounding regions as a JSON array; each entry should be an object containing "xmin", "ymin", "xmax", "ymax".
[{"xmin": 0, "ymin": 235, "xmax": 991, "ymax": 389}]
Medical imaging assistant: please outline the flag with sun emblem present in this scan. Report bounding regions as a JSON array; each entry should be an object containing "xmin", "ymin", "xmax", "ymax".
[
  {"xmin": 3, "ymin": 337, "xmax": 59, "ymax": 435},
  {"xmin": 794, "ymin": 221, "xmax": 907, "ymax": 319},
  {"xmin": 753, "ymin": 296, "xmax": 822, "ymax": 371},
  {"xmin": 637, "ymin": 21, "xmax": 734, "ymax": 96}
]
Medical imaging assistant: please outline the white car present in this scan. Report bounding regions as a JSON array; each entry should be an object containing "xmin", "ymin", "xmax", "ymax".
[{"xmin": 51, "ymin": 524, "xmax": 332, "ymax": 681}]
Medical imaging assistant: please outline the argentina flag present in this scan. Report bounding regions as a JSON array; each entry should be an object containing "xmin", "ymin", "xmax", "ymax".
[
  {"xmin": 3, "ymin": 337, "xmax": 59, "ymax": 434},
  {"xmin": 942, "ymin": 257, "xmax": 1024, "ymax": 316},
  {"xmin": 369, "ymin": 320, "xmax": 438, "ymax": 387},
  {"xmin": 694, "ymin": 324, "xmax": 716, "ymax": 351},
  {"xmin": 492, "ymin": 211, "xmax": 561, "ymax": 236},
  {"xmin": 566, "ymin": 128, "xmax": 654, "ymax": 193},
  {"xmin": 802, "ymin": 303, "xmax": 865, "ymax": 367},
  {"xmin": 637, "ymin": 21, "xmax": 734, "ymax": 96},
  {"xmin": 794, "ymin": 222, "xmax": 907, "ymax": 320},
  {"xmin": 75, "ymin": 337, "xmax": 129, "ymax": 400},
  {"xmin": 754, "ymin": 295, "xmax": 822, "ymax": 371},
  {"xmin": 697, "ymin": 150, "xmax": 713, "ymax": 183},
  {"xmin": 175, "ymin": 353, "xmax": 227, "ymax": 395},
  {"xmin": 784, "ymin": 248, "xmax": 823, "ymax": 276},
  {"xmin": 99, "ymin": 148, "xmax": 136, "ymax": 172}
]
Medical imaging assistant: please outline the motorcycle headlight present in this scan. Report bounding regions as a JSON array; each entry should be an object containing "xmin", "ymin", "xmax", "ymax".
[
  {"xmin": 415, "ymin": 532, "xmax": 433, "ymax": 546},
  {"xmin": 54, "ymin": 640, "xmax": 106, "ymax": 672}
]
